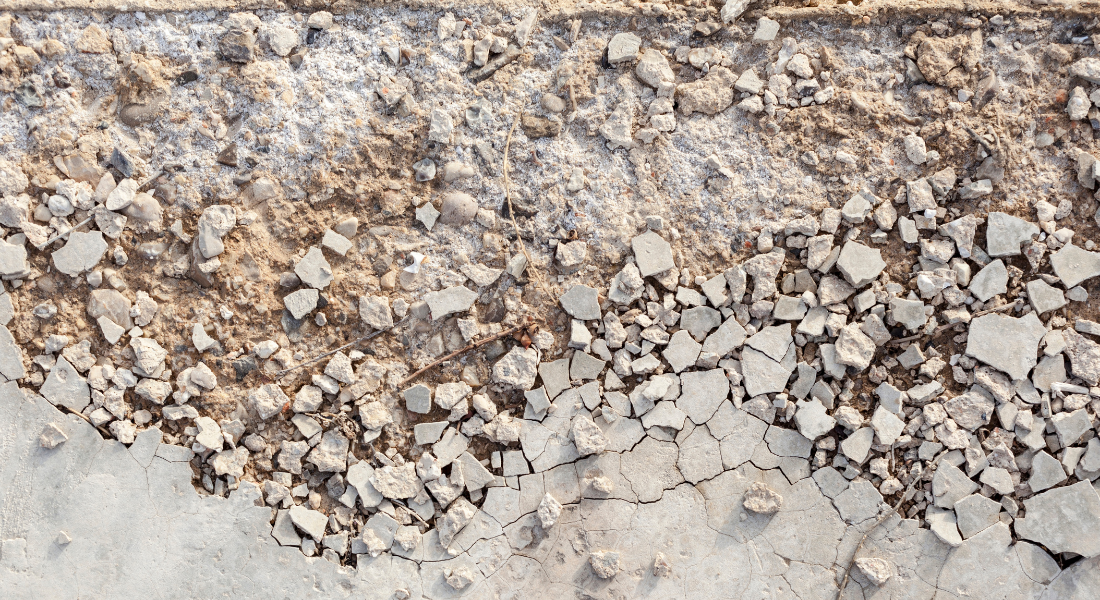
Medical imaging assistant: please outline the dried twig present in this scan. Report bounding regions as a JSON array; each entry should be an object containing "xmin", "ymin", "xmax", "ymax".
[
  {"xmin": 276, "ymin": 318, "xmax": 408, "ymax": 377},
  {"xmin": 400, "ymin": 318, "xmax": 531, "ymax": 387},
  {"xmin": 836, "ymin": 451, "xmax": 944, "ymax": 597},
  {"xmin": 36, "ymin": 215, "xmax": 94, "ymax": 250},
  {"xmin": 503, "ymin": 110, "xmax": 552, "ymax": 299},
  {"xmin": 887, "ymin": 300, "xmax": 1020, "ymax": 346}
]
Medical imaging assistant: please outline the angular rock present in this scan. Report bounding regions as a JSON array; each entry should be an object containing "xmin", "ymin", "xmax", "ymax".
[
  {"xmin": 836, "ymin": 241, "xmax": 886, "ymax": 288},
  {"xmin": 52, "ymin": 231, "xmax": 107, "ymax": 276},
  {"xmin": 424, "ymin": 286, "xmax": 478, "ymax": 320},
  {"xmin": 1050, "ymin": 243, "xmax": 1100, "ymax": 289},
  {"xmin": 965, "ymin": 312, "xmax": 1045, "ymax": 380},
  {"xmin": 560, "ymin": 285, "xmax": 601, "ymax": 320},
  {"xmin": 632, "ymin": 231, "xmax": 675, "ymax": 277},
  {"xmin": 1015, "ymin": 481, "xmax": 1100, "ymax": 558},
  {"xmin": 986, "ymin": 212, "xmax": 1039, "ymax": 257}
]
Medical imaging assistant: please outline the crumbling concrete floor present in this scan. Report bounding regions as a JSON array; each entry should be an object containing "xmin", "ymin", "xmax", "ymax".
[{"xmin": 1, "ymin": 383, "xmax": 1097, "ymax": 600}]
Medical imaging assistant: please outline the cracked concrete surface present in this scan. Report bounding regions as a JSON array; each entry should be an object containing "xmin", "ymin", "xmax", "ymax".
[{"xmin": 3, "ymin": 383, "xmax": 1098, "ymax": 599}]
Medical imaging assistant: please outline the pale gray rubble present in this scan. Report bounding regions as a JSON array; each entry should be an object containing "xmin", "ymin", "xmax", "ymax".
[{"xmin": 1, "ymin": 5, "xmax": 1099, "ymax": 597}]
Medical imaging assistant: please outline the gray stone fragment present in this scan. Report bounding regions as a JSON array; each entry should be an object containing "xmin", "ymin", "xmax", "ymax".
[
  {"xmin": 570, "ymin": 352, "xmax": 605, "ymax": 381},
  {"xmin": 926, "ymin": 507, "xmax": 963, "ymax": 547},
  {"xmin": 1064, "ymin": 330, "xmax": 1100, "ymax": 385},
  {"xmin": 745, "ymin": 324, "xmax": 793, "ymax": 362},
  {"xmin": 836, "ymin": 241, "xmax": 886, "ymax": 288},
  {"xmin": 676, "ymin": 368, "xmax": 729, "ymax": 424},
  {"xmin": 965, "ymin": 312, "xmax": 1045, "ymax": 380},
  {"xmin": 939, "ymin": 215, "xmax": 980, "ymax": 258},
  {"xmin": 1050, "ymin": 243, "xmax": 1100, "ymax": 289},
  {"xmin": 589, "ymin": 550, "xmax": 622, "ymax": 579},
  {"xmin": 607, "ymin": 32, "xmax": 641, "ymax": 64},
  {"xmin": 986, "ymin": 212, "xmax": 1039, "ymax": 257},
  {"xmin": 51, "ymin": 231, "xmax": 107, "ymax": 276},
  {"xmin": 642, "ymin": 400, "xmax": 687, "ymax": 430},
  {"xmin": 890, "ymin": 298, "xmax": 928, "ymax": 331},
  {"xmin": 662, "ymin": 330, "xmax": 701, "ymax": 373},
  {"xmin": 414, "ymin": 422, "xmax": 449, "ymax": 446},
  {"xmin": 294, "ymin": 247, "xmax": 333, "ymax": 289},
  {"xmin": 41, "ymin": 356, "xmax": 89, "ymax": 412},
  {"xmin": 632, "ymin": 231, "xmax": 675, "ymax": 277},
  {"xmin": 741, "ymin": 346, "xmax": 795, "ymax": 397},
  {"xmin": 572, "ymin": 416, "xmax": 610, "ymax": 457},
  {"xmin": 680, "ymin": 306, "xmax": 722, "ymax": 341},
  {"xmin": 289, "ymin": 505, "xmax": 328, "ymax": 541},
  {"xmin": 283, "ymin": 288, "xmax": 318, "ymax": 319},
  {"xmin": 933, "ymin": 462, "xmax": 979, "ymax": 509},
  {"xmin": 424, "ymin": 286, "xmax": 478, "ymax": 320},
  {"xmin": 835, "ymin": 324, "xmax": 876, "ymax": 371},
  {"xmin": 906, "ymin": 178, "xmax": 936, "ymax": 213},
  {"xmin": 743, "ymin": 249, "xmax": 785, "ymax": 301},
  {"xmin": 359, "ymin": 295, "xmax": 393, "ymax": 329},
  {"xmin": 0, "ymin": 325, "xmax": 25, "ymax": 381},
  {"xmin": 636, "ymin": 48, "xmax": 674, "ymax": 87},
  {"xmin": 560, "ymin": 285, "xmax": 601, "ymax": 320},
  {"xmin": 493, "ymin": 346, "xmax": 539, "ymax": 389},
  {"xmin": 1069, "ymin": 57, "xmax": 1100, "ymax": 84},
  {"xmin": 742, "ymin": 482, "xmax": 782, "ymax": 514},
  {"xmin": 841, "ymin": 427, "xmax": 874, "ymax": 463},
  {"xmin": 703, "ymin": 318, "xmax": 747, "ymax": 357},
  {"xmin": 793, "ymin": 399, "xmax": 836, "ymax": 440},
  {"xmin": 842, "ymin": 190, "xmax": 873, "ymax": 223},
  {"xmin": 249, "ymin": 384, "xmax": 291, "ymax": 420},
  {"xmin": 1028, "ymin": 450, "xmax": 1067, "ymax": 493},
  {"xmin": 954, "ymin": 494, "xmax": 1001, "ymax": 539},
  {"xmin": 1015, "ymin": 481, "xmax": 1100, "ymax": 558},
  {"xmin": 968, "ymin": 259, "xmax": 1008, "ymax": 302},
  {"xmin": 834, "ymin": 479, "xmax": 885, "ymax": 524},
  {"xmin": 854, "ymin": 557, "xmax": 893, "ymax": 586}
]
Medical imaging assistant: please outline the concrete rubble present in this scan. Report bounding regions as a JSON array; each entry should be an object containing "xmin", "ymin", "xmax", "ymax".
[{"xmin": 0, "ymin": 4, "xmax": 1099, "ymax": 599}]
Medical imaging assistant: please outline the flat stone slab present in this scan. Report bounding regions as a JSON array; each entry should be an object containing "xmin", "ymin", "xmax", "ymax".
[
  {"xmin": 836, "ymin": 241, "xmax": 886, "ymax": 288},
  {"xmin": 986, "ymin": 212, "xmax": 1039, "ymax": 257},
  {"xmin": 631, "ymin": 231, "xmax": 675, "ymax": 277},
  {"xmin": 294, "ymin": 246, "xmax": 333, "ymax": 289},
  {"xmin": 51, "ymin": 231, "xmax": 107, "ymax": 276},
  {"xmin": 969, "ymin": 259, "xmax": 1008, "ymax": 302},
  {"xmin": 965, "ymin": 312, "xmax": 1046, "ymax": 380},
  {"xmin": 424, "ymin": 286, "xmax": 479, "ymax": 320},
  {"xmin": 1015, "ymin": 481, "xmax": 1100, "ymax": 558},
  {"xmin": 1050, "ymin": 244, "xmax": 1100, "ymax": 289},
  {"xmin": 559, "ymin": 285, "xmax": 601, "ymax": 320}
]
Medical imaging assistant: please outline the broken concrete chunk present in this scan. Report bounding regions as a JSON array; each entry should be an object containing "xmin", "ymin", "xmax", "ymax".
[
  {"xmin": 588, "ymin": 550, "xmax": 622, "ymax": 579},
  {"xmin": 743, "ymin": 482, "xmax": 782, "ymax": 514},
  {"xmin": 1050, "ymin": 243, "xmax": 1100, "ymax": 289},
  {"xmin": 836, "ymin": 241, "xmax": 886, "ymax": 288},
  {"xmin": 294, "ymin": 247, "xmax": 333, "ymax": 289},
  {"xmin": 359, "ymin": 295, "xmax": 393, "ymax": 329},
  {"xmin": 493, "ymin": 346, "xmax": 539, "ymax": 390},
  {"xmin": 560, "ymin": 285, "xmax": 601, "ymax": 320},
  {"xmin": 283, "ymin": 288, "xmax": 318, "ymax": 320},
  {"xmin": 424, "ymin": 286, "xmax": 478, "ymax": 320},
  {"xmin": 986, "ymin": 212, "xmax": 1039, "ymax": 258},
  {"xmin": 1014, "ymin": 481, "xmax": 1100, "ymax": 558},
  {"xmin": 52, "ymin": 231, "xmax": 107, "ymax": 276},
  {"xmin": 965, "ymin": 312, "xmax": 1045, "ymax": 381},
  {"xmin": 968, "ymin": 259, "xmax": 1008, "ymax": 302},
  {"xmin": 632, "ymin": 231, "xmax": 675, "ymax": 277}
]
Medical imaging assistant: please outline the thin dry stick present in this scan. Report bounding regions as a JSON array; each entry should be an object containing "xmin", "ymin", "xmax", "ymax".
[
  {"xmin": 503, "ymin": 110, "xmax": 552, "ymax": 300},
  {"xmin": 836, "ymin": 452, "xmax": 945, "ymax": 597},
  {"xmin": 36, "ymin": 215, "xmax": 94, "ymax": 250},
  {"xmin": 888, "ymin": 299, "xmax": 1020, "ymax": 346},
  {"xmin": 400, "ymin": 319, "xmax": 530, "ymax": 387},
  {"xmin": 276, "ymin": 318, "xmax": 408, "ymax": 377}
]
